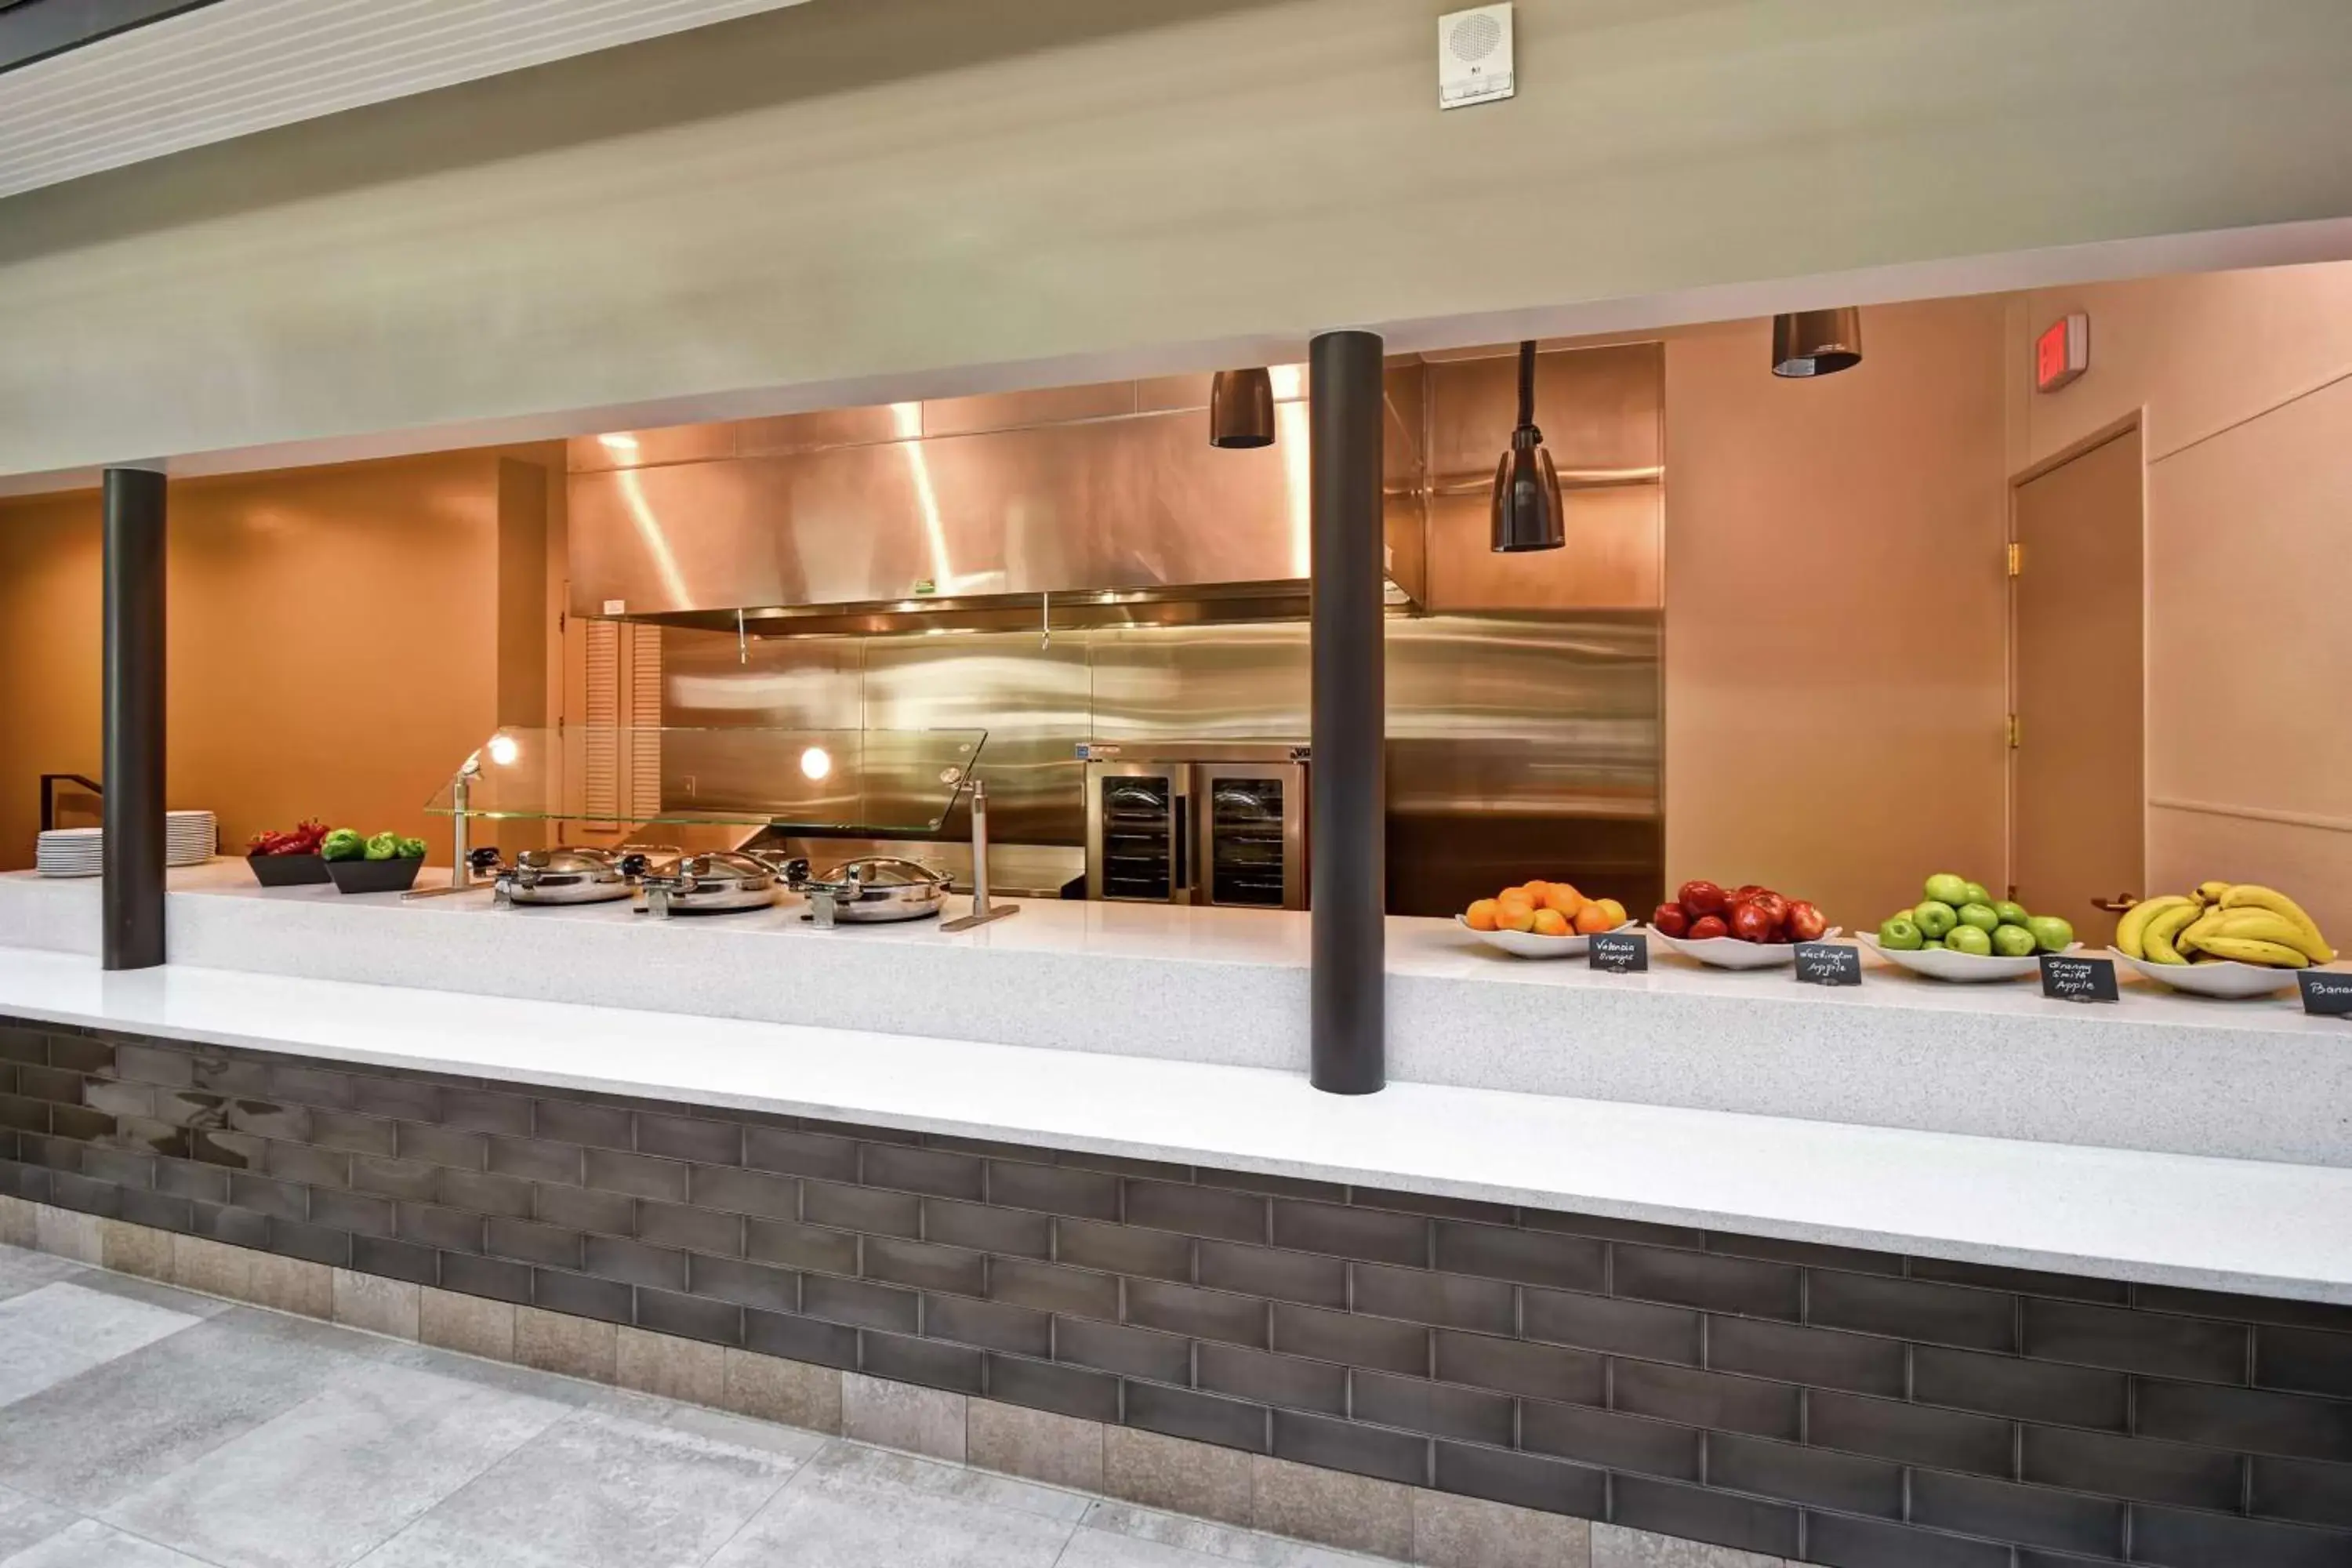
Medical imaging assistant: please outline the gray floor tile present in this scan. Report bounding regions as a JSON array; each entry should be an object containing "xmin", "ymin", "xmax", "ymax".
[
  {"xmin": 0, "ymin": 1308, "xmax": 364, "ymax": 1512},
  {"xmin": 0, "ymin": 1483, "xmax": 78, "ymax": 1561},
  {"xmin": 0, "ymin": 1283, "xmax": 200, "ymax": 1407},
  {"xmin": 706, "ymin": 1472, "xmax": 1078, "ymax": 1568},
  {"xmin": 68, "ymin": 1271, "xmax": 236, "ymax": 1322},
  {"xmin": 583, "ymin": 1389, "xmax": 833, "ymax": 1463},
  {"xmin": 796, "ymin": 1440, "xmax": 1093, "ymax": 1524},
  {"xmin": 0, "ymin": 1247, "xmax": 86, "ymax": 1305},
  {"xmin": 1075, "ymin": 1502, "xmax": 1388, "ymax": 1566},
  {"xmin": 0, "ymin": 1517, "xmax": 218, "ymax": 1568},
  {"xmin": 352, "ymin": 1406, "xmax": 808, "ymax": 1568},
  {"xmin": 101, "ymin": 1359, "xmax": 569, "ymax": 1568},
  {"xmin": 376, "ymin": 1340, "xmax": 609, "ymax": 1407}
]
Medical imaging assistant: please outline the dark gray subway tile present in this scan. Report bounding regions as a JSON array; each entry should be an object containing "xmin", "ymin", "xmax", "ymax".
[
  {"xmin": 1269, "ymin": 1304, "xmax": 1428, "ymax": 1376},
  {"xmin": 583, "ymin": 1148, "xmax": 686, "ymax": 1203},
  {"xmin": 266, "ymin": 1064, "xmax": 354, "ymax": 1111},
  {"xmin": 989, "ymin": 1257, "xmax": 1120, "ymax": 1321},
  {"xmin": 487, "ymin": 1216, "xmax": 583, "ymax": 1271},
  {"xmin": 190, "ymin": 1130, "xmax": 267, "ymax": 1171},
  {"xmin": 2259, "ymin": 1326, "xmax": 2352, "ymax": 1400},
  {"xmin": 350, "ymin": 1074, "xmax": 441, "ymax": 1123},
  {"xmin": 1270, "ymin": 1200, "xmax": 1428, "ymax": 1266},
  {"xmin": 583, "ymin": 1233, "xmax": 685, "ymax": 1291},
  {"xmin": 49, "ymin": 1172, "xmax": 121, "ymax": 1217},
  {"xmin": 1803, "ymin": 1511, "xmax": 2014, "ymax": 1568},
  {"xmin": 1196, "ymin": 1343, "xmax": 1347, "ymax": 1416},
  {"xmin": 863, "ymin": 1236, "xmax": 985, "ymax": 1298},
  {"xmin": 1352, "ymin": 1262, "xmax": 1514, "ymax": 1334},
  {"xmin": 1806, "ymin": 1388, "xmax": 2015, "ymax": 1476},
  {"xmin": 191, "ymin": 1200, "xmax": 271, "ymax": 1248},
  {"xmin": 1432, "ymin": 1330, "xmax": 1603, "ymax": 1407},
  {"xmin": 397, "ymin": 1201, "xmax": 484, "ymax": 1255},
  {"xmin": 986, "ymin": 1160, "xmax": 1118, "ymax": 1220},
  {"xmin": 862, "ymin": 1330, "xmax": 984, "ymax": 1395},
  {"xmin": 308, "ymin": 1109, "xmax": 396, "ymax": 1157},
  {"xmin": 533, "ymin": 1098, "xmax": 634, "ymax": 1151},
  {"xmin": 1126, "ymin": 1382, "xmax": 1269, "ymax": 1454},
  {"xmin": 350, "ymin": 1232, "xmax": 437, "ymax": 1286},
  {"xmin": 82, "ymin": 1079, "xmax": 155, "ymax": 1121},
  {"xmin": 1196, "ymin": 1240, "xmax": 1342, "ymax": 1306},
  {"xmin": 1914, "ymin": 1345, "xmax": 2129, "ymax": 1431},
  {"xmin": 533, "ymin": 1267, "xmax": 633, "ymax": 1324},
  {"xmin": 111, "ymin": 1042, "xmax": 196, "ymax": 1089},
  {"xmin": 78, "ymin": 1145, "xmax": 154, "ymax": 1189},
  {"xmin": 1707, "ymin": 1316, "xmax": 1905, "ymax": 1397},
  {"xmin": 22, "ymin": 1133, "xmax": 81, "ymax": 1171},
  {"xmin": 803, "ymin": 1274, "xmax": 919, "ymax": 1334},
  {"xmin": 1708, "ymin": 1432, "xmax": 1902, "ymax": 1518},
  {"xmin": 743, "ymin": 1126, "xmax": 859, "ymax": 1182},
  {"xmin": 985, "ymin": 1353, "xmax": 1118, "ymax": 1423},
  {"xmin": 394, "ymin": 1123, "xmax": 486, "ymax": 1172},
  {"xmin": 2023, "ymin": 1298, "xmax": 2249, "ymax": 1385},
  {"xmin": 14, "ymin": 1064, "xmax": 82, "ymax": 1104},
  {"xmin": 1523, "ymin": 1208, "xmax": 1704, "ymax": 1250},
  {"xmin": 1808, "ymin": 1269, "xmax": 2020, "ymax": 1352},
  {"xmin": 1432, "ymin": 1441, "xmax": 1606, "ymax": 1518},
  {"xmin": 2136, "ymin": 1378, "xmax": 2352, "ymax": 1463},
  {"xmin": 1347, "ymin": 1186, "xmax": 1516, "ymax": 1225},
  {"xmin": 486, "ymin": 1136, "xmax": 583, "ymax": 1187},
  {"xmin": 1055, "ymin": 1317, "xmax": 1193, "ymax": 1385},
  {"xmin": 1613, "ymin": 1244, "xmax": 1800, "ymax": 1320},
  {"xmin": 924, "ymin": 1199, "xmax": 1050, "ymax": 1260},
  {"xmin": 114, "ymin": 1117, "xmax": 191, "ymax": 1160},
  {"xmin": 1433, "ymin": 1221, "xmax": 1604, "ymax": 1292},
  {"xmin": 859, "ymin": 1143, "xmax": 982, "ymax": 1201},
  {"xmin": 2251, "ymin": 1455, "xmax": 2352, "ymax": 1530},
  {"xmin": 154, "ymin": 1158, "xmax": 228, "ymax": 1205},
  {"xmin": 154, "ymin": 1089, "xmax": 225, "ymax": 1128},
  {"xmin": 687, "ymin": 1254, "xmax": 800, "ymax": 1315},
  {"xmin": 436, "ymin": 1167, "xmax": 534, "ymax": 1221},
  {"xmin": 2139, "ymin": 1285, "xmax": 2352, "ymax": 1336},
  {"xmin": 746, "ymin": 1218, "xmax": 858, "ymax": 1277},
  {"xmin": 924, "ymin": 1294, "xmax": 1051, "ymax": 1358},
  {"xmin": 1523, "ymin": 1287, "xmax": 1702, "ymax": 1364},
  {"xmin": 1125, "ymin": 1278, "xmax": 1267, "ymax": 1349},
  {"xmin": 535, "ymin": 1181, "xmax": 634, "ymax": 1237},
  {"xmin": 802, "ymin": 1119, "xmax": 921, "ymax": 1148},
  {"xmin": 1910, "ymin": 1255, "xmax": 2129, "ymax": 1305},
  {"xmin": 637, "ymin": 1286, "xmax": 744, "ymax": 1348},
  {"xmin": 0, "ymin": 1027, "xmax": 39, "ymax": 1066},
  {"xmin": 1200, "ymin": 1167, "xmax": 1348, "ymax": 1203},
  {"xmin": 227, "ymin": 1171, "xmax": 307, "ymax": 1222},
  {"xmin": 1908, "ymin": 1470, "xmax": 2125, "ymax": 1559},
  {"xmin": 1351, "ymin": 1370, "xmax": 1512, "ymax": 1446},
  {"xmin": 2020, "ymin": 1422, "xmax": 2243, "ymax": 1511},
  {"xmin": 49, "ymin": 1037, "xmax": 119, "ymax": 1076},
  {"xmin": 350, "ymin": 1155, "xmax": 441, "ymax": 1203},
  {"xmin": 1271, "ymin": 1408, "xmax": 1425, "ymax": 1484},
  {"xmin": 803, "ymin": 1180, "xmax": 920, "ymax": 1238},
  {"xmin": 1054, "ymin": 1149, "xmax": 1192, "ymax": 1183},
  {"xmin": 438, "ymin": 1250, "xmax": 531, "ymax": 1305},
  {"xmin": 1061, "ymin": 1218, "xmax": 1193, "ymax": 1283},
  {"xmin": 924, "ymin": 1134, "xmax": 1044, "ymax": 1163},
  {"xmin": 0, "ymin": 1094, "xmax": 45, "ymax": 1134},
  {"xmin": 1125, "ymin": 1179, "xmax": 1267, "ymax": 1243},
  {"xmin": 47, "ymin": 1105, "xmax": 114, "ymax": 1143},
  {"xmin": 636, "ymin": 1112, "xmax": 742, "ymax": 1167},
  {"xmin": 1610, "ymin": 1473, "xmax": 1799, "ymax": 1559},
  {"xmin": 743, "ymin": 1308, "xmax": 858, "ymax": 1370},
  {"xmin": 1612, "ymin": 1359, "xmax": 1800, "ymax": 1441},
  {"xmin": 119, "ymin": 1187, "xmax": 194, "ymax": 1234},
  {"xmin": 2129, "ymin": 1504, "xmax": 2352, "ymax": 1568},
  {"xmin": 1706, "ymin": 1232, "xmax": 1904, "ymax": 1276},
  {"xmin": 309, "ymin": 1187, "xmax": 396, "ymax": 1238},
  {"xmin": 637, "ymin": 1200, "xmax": 742, "ymax": 1258},
  {"xmin": 686, "ymin": 1164, "xmax": 799, "ymax": 1221}
]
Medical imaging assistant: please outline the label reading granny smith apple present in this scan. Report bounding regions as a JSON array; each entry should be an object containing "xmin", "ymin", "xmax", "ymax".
[
  {"xmin": 1589, "ymin": 931, "xmax": 1648, "ymax": 974},
  {"xmin": 2299, "ymin": 971, "xmax": 2352, "ymax": 1018},
  {"xmin": 2039, "ymin": 953, "xmax": 2118, "ymax": 1004},
  {"xmin": 1794, "ymin": 942, "xmax": 1861, "ymax": 986}
]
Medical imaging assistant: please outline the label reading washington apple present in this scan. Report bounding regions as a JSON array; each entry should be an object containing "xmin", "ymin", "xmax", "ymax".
[
  {"xmin": 2039, "ymin": 953, "xmax": 2118, "ymax": 1004},
  {"xmin": 1794, "ymin": 942, "xmax": 1861, "ymax": 986},
  {"xmin": 1588, "ymin": 931, "xmax": 1648, "ymax": 974},
  {"xmin": 2299, "ymin": 970, "xmax": 2352, "ymax": 1018}
]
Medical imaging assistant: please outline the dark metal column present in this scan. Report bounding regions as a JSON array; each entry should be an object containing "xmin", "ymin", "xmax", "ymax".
[
  {"xmin": 103, "ymin": 466, "xmax": 167, "ymax": 971},
  {"xmin": 1308, "ymin": 330, "xmax": 1386, "ymax": 1094}
]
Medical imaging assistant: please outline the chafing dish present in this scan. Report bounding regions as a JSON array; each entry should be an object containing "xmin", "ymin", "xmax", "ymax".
[
  {"xmin": 476, "ymin": 846, "xmax": 652, "ymax": 907},
  {"xmin": 793, "ymin": 856, "xmax": 950, "ymax": 927},
  {"xmin": 636, "ymin": 851, "xmax": 785, "ymax": 918}
]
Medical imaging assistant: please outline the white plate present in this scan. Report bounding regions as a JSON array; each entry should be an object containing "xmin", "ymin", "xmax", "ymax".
[
  {"xmin": 1455, "ymin": 915, "xmax": 1635, "ymax": 959},
  {"xmin": 1650, "ymin": 927, "xmax": 1843, "ymax": 970},
  {"xmin": 1858, "ymin": 932, "xmax": 2061, "ymax": 982},
  {"xmin": 2110, "ymin": 948, "xmax": 2307, "ymax": 999}
]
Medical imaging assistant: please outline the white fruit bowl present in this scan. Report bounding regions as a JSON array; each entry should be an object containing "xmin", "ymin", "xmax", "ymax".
[
  {"xmin": 1650, "ymin": 927, "xmax": 1842, "ymax": 971},
  {"xmin": 2110, "ymin": 949, "xmax": 2304, "ymax": 999},
  {"xmin": 1859, "ymin": 932, "xmax": 2060, "ymax": 982},
  {"xmin": 1455, "ymin": 916, "xmax": 1635, "ymax": 959}
]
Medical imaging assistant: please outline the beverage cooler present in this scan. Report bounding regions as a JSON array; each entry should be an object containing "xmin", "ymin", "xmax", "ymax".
[{"xmin": 1080, "ymin": 743, "xmax": 1309, "ymax": 910}]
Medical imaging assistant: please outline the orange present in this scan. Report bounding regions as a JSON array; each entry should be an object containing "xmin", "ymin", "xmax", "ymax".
[
  {"xmin": 1530, "ymin": 908, "xmax": 1570, "ymax": 938},
  {"xmin": 1516, "ymin": 880, "xmax": 1552, "ymax": 904},
  {"xmin": 1465, "ymin": 899, "xmax": 1500, "ymax": 932},
  {"xmin": 1573, "ymin": 902, "xmax": 1617, "ymax": 936},
  {"xmin": 1593, "ymin": 897, "xmax": 1628, "ymax": 928},
  {"xmin": 1541, "ymin": 883, "xmax": 1587, "ymax": 918},
  {"xmin": 1495, "ymin": 902, "xmax": 1537, "ymax": 934}
]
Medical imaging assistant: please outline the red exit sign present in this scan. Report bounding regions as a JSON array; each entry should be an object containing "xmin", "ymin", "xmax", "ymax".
[{"xmin": 2036, "ymin": 313, "xmax": 2089, "ymax": 392}]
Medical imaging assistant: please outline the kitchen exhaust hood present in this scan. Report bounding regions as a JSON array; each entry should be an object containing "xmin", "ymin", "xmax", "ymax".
[{"xmin": 568, "ymin": 370, "xmax": 1428, "ymax": 636}]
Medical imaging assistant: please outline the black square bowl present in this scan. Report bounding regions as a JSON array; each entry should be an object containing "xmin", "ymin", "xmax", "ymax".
[
  {"xmin": 325, "ymin": 856, "xmax": 424, "ymax": 895},
  {"xmin": 246, "ymin": 853, "xmax": 331, "ymax": 887}
]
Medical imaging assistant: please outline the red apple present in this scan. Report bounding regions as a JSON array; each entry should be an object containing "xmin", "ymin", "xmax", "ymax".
[
  {"xmin": 1747, "ymin": 891, "xmax": 1791, "ymax": 931},
  {"xmin": 1730, "ymin": 902, "xmax": 1777, "ymax": 943},
  {"xmin": 1687, "ymin": 914, "xmax": 1730, "ymax": 941},
  {"xmin": 1678, "ymin": 880, "xmax": 1730, "ymax": 917},
  {"xmin": 1651, "ymin": 903, "xmax": 1690, "ymax": 938},
  {"xmin": 1787, "ymin": 901, "xmax": 1828, "ymax": 942}
]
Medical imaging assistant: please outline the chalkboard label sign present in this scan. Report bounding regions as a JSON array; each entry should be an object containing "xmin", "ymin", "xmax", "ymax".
[
  {"xmin": 1795, "ymin": 942, "xmax": 1862, "ymax": 986},
  {"xmin": 2300, "ymin": 970, "xmax": 2352, "ymax": 1018},
  {"xmin": 2040, "ymin": 953, "xmax": 2119, "ymax": 1003},
  {"xmin": 1589, "ymin": 931, "xmax": 1649, "ymax": 974}
]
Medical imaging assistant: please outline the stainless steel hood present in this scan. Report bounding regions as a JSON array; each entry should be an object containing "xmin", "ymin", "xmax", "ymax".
[{"xmin": 568, "ymin": 370, "xmax": 1428, "ymax": 633}]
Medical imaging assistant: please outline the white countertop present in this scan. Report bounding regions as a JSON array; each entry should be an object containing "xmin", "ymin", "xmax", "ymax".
[
  {"xmin": 5, "ymin": 862, "xmax": 2350, "ymax": 1167},
  {"xmin": 3, "ymin": 942, "xmax": 2350, "ymax": 1303}
]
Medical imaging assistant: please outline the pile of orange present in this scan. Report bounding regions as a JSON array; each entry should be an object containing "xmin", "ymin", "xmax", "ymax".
[{"xmin": 1465, "ymin": 881, "xmax": 1629, "ymax": 938}]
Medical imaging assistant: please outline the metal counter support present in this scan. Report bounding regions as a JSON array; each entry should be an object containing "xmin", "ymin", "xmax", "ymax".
[
  {"xmin": 1308, "ymin": 330, "xmax": 1386, "ymax": 1094},
  {"xmin": 102, "ymin": 466, "xmax": 167, "ymax": 971}
]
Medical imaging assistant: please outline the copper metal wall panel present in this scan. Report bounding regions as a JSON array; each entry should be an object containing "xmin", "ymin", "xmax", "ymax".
[
  {"xmin": 1425, "ymin": 343, "xmax": 1663, "ymax": 481},
  {"xmin": 860, "ymin": 631, "xmax": 1093, "ymax": 846}
]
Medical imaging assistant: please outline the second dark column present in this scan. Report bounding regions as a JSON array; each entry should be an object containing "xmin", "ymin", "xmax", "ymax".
[{"xmin": 103, "ymin": 466, "xmax": 168, "ymax": 971}]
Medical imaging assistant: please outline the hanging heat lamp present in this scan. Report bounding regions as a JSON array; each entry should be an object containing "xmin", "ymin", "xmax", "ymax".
[
  {"xmin": 1491, "ymin": 339, "xmax": 1564, "ymax": 552},
  {"xmin": 1208, "ymin": 367, "xmax": 1276, "ymax": 448},
  {"xmin": 1771, "ymin": 308, "xmax": 1864, "ymax": 377}
]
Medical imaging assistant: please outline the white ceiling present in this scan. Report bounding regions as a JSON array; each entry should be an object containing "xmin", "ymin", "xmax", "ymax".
[{"xmin": 0, "ymin": 0, "xmax": 815, "ymax": 201}]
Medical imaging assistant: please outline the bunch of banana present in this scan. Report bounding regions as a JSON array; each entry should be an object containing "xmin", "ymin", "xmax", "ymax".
[{"xmin": 2117, "ymin": 884, "xmax": 2336, "ymax": 967}]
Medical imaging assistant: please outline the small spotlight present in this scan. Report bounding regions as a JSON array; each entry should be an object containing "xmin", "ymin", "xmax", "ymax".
[
  {"xmin": 597, "ymin": 433, "xmax": 641, "ymax": 452},
  {"xmin": 486, "ymin": 735, "xmax": 521, "ymax": 767},
  {"xmin": 800, "ymin": 746, "xmax": 833, "ymax": 782}
]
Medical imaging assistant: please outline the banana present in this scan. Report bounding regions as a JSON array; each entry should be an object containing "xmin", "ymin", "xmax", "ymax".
[
  {"xmin": 2216, "ymin": 885, "xmax": 2336, "ymax": 964},
  {"xmin": 2198, "ymin": 935, "xmax": 2312, "ymax": 969},
  {"xmin": 2175, "ymin": 907, "xmax": 2230, "ymax": 960},
  {"xmin": 2117, "ymin": 896, "xmax": 2194, "ymax": 960},
  {"xmin": 2141, "ymin": 903, "xmax": 2200, "ymax": 965},
  {"xmin": 2194, "ymin": 880, "xmax": 2234, "ymax": 906},
  {"xmin": 2211, "ymin": 909, "xmax": 2319, "ymax": 953}
]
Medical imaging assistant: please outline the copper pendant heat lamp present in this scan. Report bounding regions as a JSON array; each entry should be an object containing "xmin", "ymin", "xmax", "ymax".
[
  {"xmin": 1771, "ymin": 308, "xmax": 1864, "ymax": 377},
  {"xmin": 1208, "ymin": 368, "xmax": 1276, "ymax": 448},
  {"xmin": 1490, "ymin": 340, "xmax": 1564, "ymax": 552}
]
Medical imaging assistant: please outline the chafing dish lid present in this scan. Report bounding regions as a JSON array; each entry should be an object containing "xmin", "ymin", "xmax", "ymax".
[
  {"xmin": 665, "ymin": 851, "xmax": 775, "ymax": 886},
  {"xmin": 814, "ymin": 856, "xmax": 946, "ymax": 889},
  {"xmin": 515, "ymin": 847, "xmax": 624, "ymax": 874}
]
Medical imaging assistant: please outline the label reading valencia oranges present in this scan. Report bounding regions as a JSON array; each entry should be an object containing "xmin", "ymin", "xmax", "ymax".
[{"xmin": 1588, "ymin": 931, "xmax": 1648, "ymax": 974}]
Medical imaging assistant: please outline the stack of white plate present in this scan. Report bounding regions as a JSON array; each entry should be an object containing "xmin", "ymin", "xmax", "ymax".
[{"xmin": 34, "ymin": 811, "xmax": 217, "ymax": 877}]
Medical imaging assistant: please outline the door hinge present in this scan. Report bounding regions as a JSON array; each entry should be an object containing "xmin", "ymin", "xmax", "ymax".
[
  {"xmin": 2007, "ymin": 713, "xmax": 2022, "ymax": 749},
  {"xmin": 2006, "ymin": 542, "xmax": 2023, "ymax": 577}
]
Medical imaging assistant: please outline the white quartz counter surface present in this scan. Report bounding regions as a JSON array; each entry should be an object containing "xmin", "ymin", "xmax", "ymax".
[
  {"xmin": 5, "ymin": 862, "xmax": 2350, "ymax": 1167},
  {"xmin": 3, "ymin": 943, "xmax": 2351, "ymax": 1304}
]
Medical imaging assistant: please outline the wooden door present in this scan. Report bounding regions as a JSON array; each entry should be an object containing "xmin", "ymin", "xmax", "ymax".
[{"xmin": 2010, "ymin": 426, "xmax": 2144, "ymax": 945}]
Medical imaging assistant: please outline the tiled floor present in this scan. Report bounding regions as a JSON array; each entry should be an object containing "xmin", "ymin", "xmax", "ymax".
[{"xmin": 0, "ymin": 1241, "xmax": 1401, "ymax": 1568}]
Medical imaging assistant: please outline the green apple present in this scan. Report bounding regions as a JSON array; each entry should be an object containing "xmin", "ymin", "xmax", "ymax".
[
  {"xmin": 1922, "ymin": 873, "xmax": 1971, "ymax": 908},
  {"xmin": 2027, "ymin": 914, "xmax": 2074, "ymax": 953},
  {"xmin": 1922, "ymin": 938, "xmax": 1947, "ymax": 949},
  {"xmin": 1957, "ymin": 902, "xmax": 2001, "ymax": 935},
  {"xmin": 1878, "ymin": 916, "xmax": 1924, "ymax": 952},
  {"xmin": 1912, "ymin": 900, "xmax": 1959, "ymax": 938},
  {"xmin": 1991, "ymin": 924, "xmax": 2038, "ymax": 958},
  {"xmin": 1994, "ymin": 900, "xmax": 2031, "ymax": 927},
  {"xmin": 1962, "ymin": 881, "xmax": 1992, "ymax": 909},
  {"xmin": 1946, "ymin": 924, "xmax": 1994, "ymax": 956}
]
